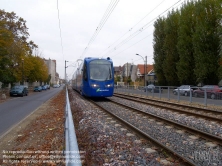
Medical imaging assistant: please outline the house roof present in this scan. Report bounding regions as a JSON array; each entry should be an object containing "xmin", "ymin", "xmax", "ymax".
[
  {"xmin": 114, "ymin": 66, "xmax": 123, "ymax": 72},
  {"xmin": 137, "ymin": 64, "xmax": 154, "ymax": 74}
]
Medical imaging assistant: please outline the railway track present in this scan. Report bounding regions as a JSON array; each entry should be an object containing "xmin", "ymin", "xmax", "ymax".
[
  {"xmin": 89, "ymin": 97, "xmax": 222, "ymax": 166},
  {"xmin": 74, "ymin": 91, "xmax": 186, "ymax": 165},
  {"xmin": 113, "ymin": 93, "xmax": 222, "ymax": 121},
  {"xmin": 113, "ymin": 93, "xmax": 222, "ymax": 139},
  {"xmin": 87, "ymin": 99, "xmax": 188, "ymax": 165}
]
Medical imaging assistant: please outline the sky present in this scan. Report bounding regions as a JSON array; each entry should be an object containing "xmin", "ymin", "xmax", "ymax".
[{"xmin": 1, "ymin": 0, "xmax": 184, "ymax": 79}]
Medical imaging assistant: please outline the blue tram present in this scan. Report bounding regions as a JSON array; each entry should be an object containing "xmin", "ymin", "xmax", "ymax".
[{"xmin": 72, "ymin": 57, "xmax": 114, "ymax": 97}]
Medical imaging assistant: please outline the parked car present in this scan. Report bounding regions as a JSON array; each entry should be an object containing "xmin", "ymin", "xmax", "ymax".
[
  {"xmin": 53, "ymin": 84, "xmax": 60, "ymax": 88},
  {"xmin": 41, "ymin": 85, "xmax": 47, "ymax": 90},
  {"xmin": 193, "ymin": 85, "xmax": 222, "ymax": 99},
  {"xmin": 34, "ymin": 86, "xmax": 42, "ymax": 92},
  {"xmin": 173, "ymin": 85, "xmax": 196, "ymax": 96},
  {"xmin": 45, "ymin": 84, "xmax": 50, "ymax": 89},
  {"xmin": 10, "ymin": 85, "xmax": 28, "ymax": 97},
  {"xmin": 144, "ymin": 84, "xmax": 162, "ymax": 93}
]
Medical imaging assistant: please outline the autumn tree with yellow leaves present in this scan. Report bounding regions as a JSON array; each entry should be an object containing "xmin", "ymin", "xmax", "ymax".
[{"xmin": 0, "ymin": 9, "xmax": 49, "ymax": 86}]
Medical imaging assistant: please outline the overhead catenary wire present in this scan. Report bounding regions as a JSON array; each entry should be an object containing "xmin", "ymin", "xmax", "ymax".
[
  {"xmin": 112, "ymin": 32, "xmax": 153, "ymax": 58},
  {"xmin": 105, "ymin": 0, "xmax": 184, "ymax": 57},
  {"xmin": 70, "ymin": 0, "xmax": 185, "ymax": 77},
  {"xmin": 80, "ymin": 0, "xmax": 120, "ymax": 58},
  {"xmin": 131, "ymin": 0, "xmax": 166, "ymax": 30},
  {"xmin": 101, "ymin": 0, "xmax": 184, "ymax": 58},
  {"xmin": 88, "ymin": 0, "xmax": 118, "ymax": 45},
  {"xmin": 57, "ymin": 0, "xmax": 68, "ymax": 80},
  {"xmin": 67, "ymin": 65, "xmax": 78, "ymax": 79},
  {"xmin": 99, "ymin": 0, "xmax": 166, "ymax": 57},
  {"xmin": 56, "ymin": 0, "xmax": 65, "ymax": 60},
  {"xmin": 81, "ymin": 0, "xmax": 120, "ymax": 58}
]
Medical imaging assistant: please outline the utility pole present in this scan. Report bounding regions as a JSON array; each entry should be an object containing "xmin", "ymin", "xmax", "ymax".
[
  {"xmin": 22, "ymin": 59, "xmax": 24, "ymax": 85},
  {"xmin": 127, "ymin": 62, "xmax": 129, "ymax": 86},
  {"xmin": 145, "ymin": 56, "xmax": 147, "ymax": 86},
  {"xmin": 65, "ymin": 60, "xmax": 68, "ymax": 85},
  {"xmin": 136, "ymin": 54, "xmax": 146, "ymax": 87}
]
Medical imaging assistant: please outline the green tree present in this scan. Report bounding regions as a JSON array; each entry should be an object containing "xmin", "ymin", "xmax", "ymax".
[
  {"xmin": 176, "ymin": 1, "xmax": 196, "ymax": 85},
  {"xmin": 162, "ymin": 10, "xmax": 180, "ymax": 85},
  {"xmin": 0, "ymin": 10, "xmax": 29, "ymax": 43},
  {"xmin": 46, "ymin": 74, "xmax": 51, "ymax": 84},
  {"xmin": 0, "ymin": 9, "xmax": 39, "ymax": 85},
  {"xmin": 127, "ymin": 76, "xmax": 131, "ymax": 85},
  {"xmin": 0, "ymin": 21, "xmax": 15, "ymax": 84},
  {"xmin": 153, "ymin": 0, "xmax": 222, "ymax": 85},
  {"xmin": 114, "ymin": 75, "xmax": 121, "ymax": 84},
  {"xmin": 28, "ymin": 56, "xmax": 48, "ymax": 83},
  {"xmin": 216, "ymin": 1, "xmax": 222, "ymax": 80},
  {"xmin": 153, "ymin": 17, "xmax": 167, "ymax": 85},
  {"xmin": 193, "ymin": 0, "xmax": 221, "ymax": 84}
]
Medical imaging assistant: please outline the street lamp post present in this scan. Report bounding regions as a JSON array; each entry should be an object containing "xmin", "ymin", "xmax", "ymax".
[
  {"xmin": 136, "ymin": 54, "xmax": 147, "ymax": 87},
  {"xmin": 22, "ymin": 59, "xmax": 24, "ymax": 85}
]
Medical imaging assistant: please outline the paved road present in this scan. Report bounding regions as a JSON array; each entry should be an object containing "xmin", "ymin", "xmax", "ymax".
[{"xmin": 0, "ymin": 86, "xmax": 63, "ymax": 138}]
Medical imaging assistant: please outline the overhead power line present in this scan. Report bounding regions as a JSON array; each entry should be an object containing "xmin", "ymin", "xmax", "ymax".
[
  {"xmin": 101, "ymin": 0, "xmax": 184, "ymax": 57},
  {"xmin": 131, "ymin": 0, "xmax": 166, "ymax": 30},
  {"xmin": 56, "ymin": 0, "xmax": 64, "ymax": 60},
  {"xmin": 113, "ymin": 32, "xmax": 153, "ymax": 57},
  {"xmin": 100, "ymin": 0, "xmax": 166, "ymax": 57},
  {"xmin": 80, "ymin": 0, "xmax": 120, "ymax": 58}
]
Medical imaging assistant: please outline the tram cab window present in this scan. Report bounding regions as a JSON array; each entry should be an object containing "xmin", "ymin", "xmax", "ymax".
[
  {"xmin": 89, "ymin": 60, "xmax": 112, "ymax": 81},
  {"xmin": 90, "ymin": 69, "xmax": 101, "ymax": 79}
]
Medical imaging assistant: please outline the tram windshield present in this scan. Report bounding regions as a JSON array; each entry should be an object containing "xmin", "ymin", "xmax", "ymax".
[{"xmin": 89, "ymin": 60, "xmax": 113, "ymax": 81}]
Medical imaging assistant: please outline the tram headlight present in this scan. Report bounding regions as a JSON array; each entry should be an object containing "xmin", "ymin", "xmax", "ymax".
[
  {"xmin": 91, "ymin": 84, "xmax": 99, "ymax": 88},
  {"xmin": 105, "ymin": 84, "xmax": 113, "ymax": 88}
]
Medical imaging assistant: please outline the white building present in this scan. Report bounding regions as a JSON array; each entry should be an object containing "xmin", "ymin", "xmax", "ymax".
[{"xmin": 44, "ymin": 58, "xmax": 57, "ymax": 85}]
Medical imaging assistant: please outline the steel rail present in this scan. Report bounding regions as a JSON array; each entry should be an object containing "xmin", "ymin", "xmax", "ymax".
[
  {"xmin": 114, "ymin": 92, "xmax": 222, "ymax": 113},
  {"xmin": 111, "ymin": 98, "xmax": 222, "ymax": 145},
  {"xmin": 114, "ymin": 93, "xmax": 222, "ymax": 122},
  {"xmin": 88, "ymin": 98, "xmax": 195, "ymax": 166}
]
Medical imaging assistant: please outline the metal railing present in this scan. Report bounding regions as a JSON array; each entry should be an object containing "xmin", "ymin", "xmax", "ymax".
[{"xmin": 65, "ymin": 87, "xmax": 82, "ymax": 166}]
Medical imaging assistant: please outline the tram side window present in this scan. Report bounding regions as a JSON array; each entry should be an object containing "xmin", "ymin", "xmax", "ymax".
[{"xmin": 83, "ymin": 64, "xmax": 87, "ymax": 81}]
